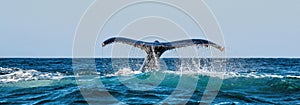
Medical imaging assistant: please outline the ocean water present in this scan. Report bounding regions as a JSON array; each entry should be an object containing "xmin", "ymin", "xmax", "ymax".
[{"xmin": 0, "ymin": 58, "xmax": 299, "ymax": 105}]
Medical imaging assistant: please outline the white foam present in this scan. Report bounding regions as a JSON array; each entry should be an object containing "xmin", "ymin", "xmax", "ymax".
[
  {"xmin": 0, "ymin": 67, "xmax": 64, "ymax": 83},
  {"xmin": 102, "ymin": 68, "xmax": 300, "ymax": 80},
  {"xmin": 106, "ymin": 68, "xmax": 142, "ymax": 77},
  {"xmin": 286, "ymin": 75, "xmax": 300, "ymax": 79},
  {"xmin": 214, "ymin": 102, "xmax": 239, "ymax": 105},
  {"xmin": 224, "ymin": 72, "xmax": 300, "ymax": 79},
  {"xmin": 163, "ymin": 70, "xmax": 228, "ymax": 79}
]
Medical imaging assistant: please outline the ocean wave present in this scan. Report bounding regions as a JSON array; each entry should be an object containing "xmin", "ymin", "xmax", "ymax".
[
  {"xmin": 0, "ymin": 67, "xmax": 64, "ymax": 83},
  {"xmin": 227, "ymin": 72, "xmax": 300, "ymax": 79},
  {"xmin": 2, "ymin": 66, "xmax": 298, "ymax": 86},
  {"xmin": 101, "ymin": 68, "xmax": 300, "ymax": 80},
  {"xmin": 105, "ymin": 68, "xmax": 143, "ymax": 77}
]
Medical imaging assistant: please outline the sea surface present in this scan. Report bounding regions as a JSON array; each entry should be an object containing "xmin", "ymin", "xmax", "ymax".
[{"xmin": 0, "ymin": 58, "xmax": 299, "ymax": 105}]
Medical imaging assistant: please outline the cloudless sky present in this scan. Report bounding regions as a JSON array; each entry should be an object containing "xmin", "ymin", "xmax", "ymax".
[{"xmin": 0, "ymin": 0, "xmax": 299, "ymax": 58}]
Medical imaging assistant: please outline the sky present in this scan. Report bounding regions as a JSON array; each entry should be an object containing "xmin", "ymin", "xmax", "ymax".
[{"xmin": 0, "ymin": 0, "xmax": 300, "ymax": 58}]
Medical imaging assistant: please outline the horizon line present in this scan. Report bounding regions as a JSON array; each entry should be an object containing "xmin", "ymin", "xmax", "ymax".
[{"xmin": 0, "ymin": 56, "xmax": 300, "ymax": 59}]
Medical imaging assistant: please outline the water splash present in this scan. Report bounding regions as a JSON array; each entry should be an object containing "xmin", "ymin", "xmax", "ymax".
[
  {"xmin": 106, "ymin": 68, "xmax": 142, "ymax": 77},
  {"xmin": 0, "ymin": 67, "xmax": 64, "ymax": 83}
]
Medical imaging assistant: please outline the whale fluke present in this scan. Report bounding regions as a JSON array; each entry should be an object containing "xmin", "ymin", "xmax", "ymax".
[
  {"xmin": 102, "ymin": 37, "xmax": 148, "ymax": 50},
  {"xmin": 102, "ymin": 37, "xmax": 224, "ymax": 72}
]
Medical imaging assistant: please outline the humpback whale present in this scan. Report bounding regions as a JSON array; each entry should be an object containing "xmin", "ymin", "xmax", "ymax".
[{"xmin": 102, "ymin": 37, "xmax": 224, "ymax": 72}]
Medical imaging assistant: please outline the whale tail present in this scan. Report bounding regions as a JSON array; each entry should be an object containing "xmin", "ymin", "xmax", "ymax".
[{"xmin": 102, "ymin": 37, "xmax": 224, "ymax": 72}]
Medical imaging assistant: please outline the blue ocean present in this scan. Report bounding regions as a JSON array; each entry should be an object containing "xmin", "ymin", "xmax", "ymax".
[{"xmin": 0, "ymin": 58, "xmax": 299, "ymax": 104}]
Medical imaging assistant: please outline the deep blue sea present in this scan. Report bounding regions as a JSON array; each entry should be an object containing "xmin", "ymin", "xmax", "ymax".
[{"xmin": 0, "ymin": 58, "xmax": 299, "ymax": 105}]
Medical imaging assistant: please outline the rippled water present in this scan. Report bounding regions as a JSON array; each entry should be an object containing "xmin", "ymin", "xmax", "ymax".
[{"xmin": 0, "ymin": 58, "xmax": 299, "ymax": 104}]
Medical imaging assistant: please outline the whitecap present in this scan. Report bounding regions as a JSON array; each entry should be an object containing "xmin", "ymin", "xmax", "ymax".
[{"xmin": 0, "ymin": 67, "xmax": 64, "ymax": 83}]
